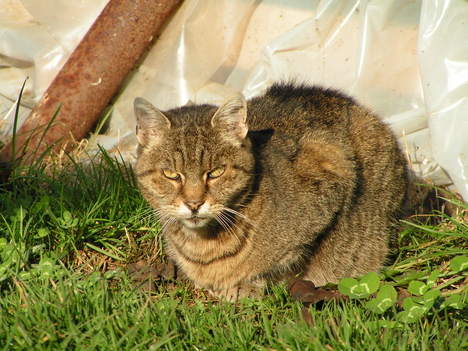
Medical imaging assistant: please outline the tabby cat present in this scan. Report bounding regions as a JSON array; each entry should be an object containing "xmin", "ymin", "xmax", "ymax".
[{"xmin": 134, "ymin": 82, "xmax": 409, "ymax": 301}]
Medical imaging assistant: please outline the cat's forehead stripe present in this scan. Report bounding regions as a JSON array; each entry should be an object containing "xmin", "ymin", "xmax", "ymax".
[{"xmin": 171, "ymin": 131, "xmax": 211, "ymax": 171}]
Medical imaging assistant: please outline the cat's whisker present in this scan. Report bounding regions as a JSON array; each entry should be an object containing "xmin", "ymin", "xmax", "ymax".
[
  {"xmin": 145, "ymin": 205, "xmax": 179, "ymax": 234},
  {"xmin": 136, "ymin": 208, "xmax": 158, "ymax": 227},
  {"xmin": 211, "ymin": 203, "xmax": 253, "ymax": 235},
  {"xmin": 218, "ymin": 209, "xmax": 260, "ymax": 240},
  {"xmin": 160, "ymin": 219, "xmax": 175, "ymax": 233},
  {"xmin": 161, "ymin": 218, "xmax": 177, "ymax": 233},
  {"xmin": 215, "ymin": 212, "xmax": 245, "ymax": 245},
  {"xmin": 133, "ymin": 207, "xmax": 156, "ymax": 225},
  {"xmin": 216, "ymin": 211, "xmax": 240, "ymax": 233},
  {"xmin": 158, "ymin": 212, "xmax": 177, "ymax": 231},
  {"xmin": 213, "ymin": 213, "xmax": 236, "ymax": 237},
  {"xmin": 211, "ymin": 206, "xmax": 234, "ymax": 230},
  {"xmin": 222, "ymin": 207, "xmax": 262, "ymax": 233}
]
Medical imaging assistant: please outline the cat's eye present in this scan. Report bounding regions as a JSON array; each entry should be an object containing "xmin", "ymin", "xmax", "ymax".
[
  {"xmin": 163, "ymin": 169, "xmax": 180, "ymax": 180},
  {"xmin": 208, "ymin": 166, "xmax": 225, "ymax": 179}
]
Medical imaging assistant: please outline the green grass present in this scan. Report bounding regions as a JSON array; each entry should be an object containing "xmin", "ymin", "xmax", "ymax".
[{"xmin": 1, "ymin": 146, "xmax": 467, "ymax": 350}]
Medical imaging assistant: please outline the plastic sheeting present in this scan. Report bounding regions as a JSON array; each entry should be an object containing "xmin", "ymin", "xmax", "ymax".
[{"xmin": 1, "ymin": 0, "xmax": 468, "ymax": 200}]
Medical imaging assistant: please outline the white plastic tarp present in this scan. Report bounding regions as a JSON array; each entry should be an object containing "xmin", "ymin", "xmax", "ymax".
[{"xmin": 1, "ymin": 0, "xmax": 468, "ymax": 200}]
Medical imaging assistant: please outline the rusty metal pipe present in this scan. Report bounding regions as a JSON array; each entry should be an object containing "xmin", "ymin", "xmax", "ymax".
[{"xmin": 1, "ymin": 0, "xmax": 181, "ymax": 163}]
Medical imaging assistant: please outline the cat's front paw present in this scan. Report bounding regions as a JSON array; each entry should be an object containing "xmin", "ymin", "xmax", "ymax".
[{"xmin": 208, "ymin": 284, "xmax": 263, "ymax": 302}]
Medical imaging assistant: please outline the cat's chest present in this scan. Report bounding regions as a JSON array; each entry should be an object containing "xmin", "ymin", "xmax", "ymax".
[{"xmin": 164, "ymin": 223, "xmax": 249, "ymax": 265}]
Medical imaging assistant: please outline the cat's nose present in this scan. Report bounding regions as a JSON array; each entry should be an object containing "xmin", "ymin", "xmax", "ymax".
[{"xmin": 185, "ymin": 200, "xmax": 204, "ymax": 212}]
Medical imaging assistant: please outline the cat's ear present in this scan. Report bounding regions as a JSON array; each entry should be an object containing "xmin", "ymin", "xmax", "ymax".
[
  {"xmin": 211, "ymin": 93, "xmax": 248, "ymax": 144},
  {"xmin": 134, "ymin": 97, "xmax": 171, "ymax": 146}
]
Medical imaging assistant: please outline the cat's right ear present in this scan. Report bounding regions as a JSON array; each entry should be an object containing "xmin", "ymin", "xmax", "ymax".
[{"xmin": 134, "ymin": 97, "xmax": 171, "ymax": 146}]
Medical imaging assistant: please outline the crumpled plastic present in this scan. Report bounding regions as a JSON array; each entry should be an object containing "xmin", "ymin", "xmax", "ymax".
[{"xmin": 1, "ymin": 0, "xmax": 467, "ymax": 200}]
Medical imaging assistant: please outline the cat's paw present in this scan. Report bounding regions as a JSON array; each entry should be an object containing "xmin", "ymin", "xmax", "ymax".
[{"xmin": 208, "ymin": 284, "xmax": 263, "ymax": 302}]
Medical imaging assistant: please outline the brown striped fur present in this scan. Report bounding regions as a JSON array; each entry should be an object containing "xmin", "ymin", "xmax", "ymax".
[{"xmin": 134, "ymin": 82, "xmax": 409, "ymax": 301}]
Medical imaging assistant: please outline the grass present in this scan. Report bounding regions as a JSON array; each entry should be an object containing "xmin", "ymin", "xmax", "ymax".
[{"xmin": 0, "ymin": 145, "xmax": 467, "ymax": 350}]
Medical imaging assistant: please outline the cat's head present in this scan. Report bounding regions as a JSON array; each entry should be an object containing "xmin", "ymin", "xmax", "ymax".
[{"xmin": 134, "ymin": 94, "xmax": 255, "ymax": 230}]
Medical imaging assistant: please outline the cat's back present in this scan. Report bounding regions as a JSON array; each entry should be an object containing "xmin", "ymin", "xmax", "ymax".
[
  {"xmin": 246, "ymin": 82, "xmax": 358, "ymax": 134},
  {"xmin": 245, "ymin": 82, "xmax": 404, "ymax": 171},
  {"xmin": 243, "ymin": 81, "xmax": 407, "ymax": 225}
]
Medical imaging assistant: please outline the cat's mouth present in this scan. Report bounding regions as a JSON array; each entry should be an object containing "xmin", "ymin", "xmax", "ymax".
[{"xmin": 182, "ymin": 215, "xmax": 209, "ymax": 228}]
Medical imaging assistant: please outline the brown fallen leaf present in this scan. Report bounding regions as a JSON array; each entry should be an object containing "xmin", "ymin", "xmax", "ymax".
[
  {"xmin": 154, "ymin": 260, "xmax": 177, "ymax": 280},
  {"xmin": 127, "ymin": 259, "xmax": 177, "ymax": 292},
  {"xmin": 287, "ymin": 276, "xmax": 346, "ymax": 306},
  {"xmin": 396, "ymin": 288, "xmax": 411, "ymax": 307}
]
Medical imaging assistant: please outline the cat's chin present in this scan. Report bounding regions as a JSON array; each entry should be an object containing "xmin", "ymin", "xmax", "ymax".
[{"xmin": 181, "ymin": 216, "xmax": 210, "ymax": 229}]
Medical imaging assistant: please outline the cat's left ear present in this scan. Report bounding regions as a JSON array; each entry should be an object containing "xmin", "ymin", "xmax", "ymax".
[
  {"xmin": 211, "ymin": 93, "xmax": 248, "ymax": 145},
  {"xmin": 134, "ymin": 97, "xmax": 171, "ymax": 146}
]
